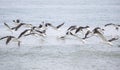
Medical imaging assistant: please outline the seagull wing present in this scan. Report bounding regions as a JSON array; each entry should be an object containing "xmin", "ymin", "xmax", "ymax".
[
  {"xmin": 35, "ymin": 30, "xmax": 43, "ymax": 34},
  {"xmin": 15, "ymin": 23, "xmax": 24, "ymax": 31},
  {"xmin": 104, "ymin": 23, "xmax": 114, "ymax": 27},
  {"xmin": 18, "ymin": 29, "xmax": 29, "ymax": 38},
  {"xmin": 24, "ymin": 33, "xmax": 35, "ymax": 36},
  {"xmin": 75, "ymin": 27, "xmax": 81, "ymax": 33},
  {"xmin": 83, "ymin": 30, "xmax": 91, "ymax": 39},
  {"xmin": 4, "ymin": 23, "xmax": 11, "ymax": 29},
  {"xmin": 0, "ymin": 36, "xmax": 8, "ymax": 40},
  {"xmin": 56, "ymin": 23, "xmax": 64, "ymax": 29},
  {"xmin": 67, "ymin": 26, "xmax": 76, "ymax": 31},
  {"xmin": 108, "ymin": 37, "xmax": 119, "ymax": 42}
]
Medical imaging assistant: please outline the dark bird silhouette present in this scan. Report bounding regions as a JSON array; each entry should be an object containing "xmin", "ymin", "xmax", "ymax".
[
  {"xmin": 18, "ymin": 29, "xmax": 31, "ymax": 38},
  {"xmin": 82, "ymin": 30, "xmax": 92, "ymax": 39},
  {"xmin": 0, "ymin": 36, "xmax": 21, "ymax": 46},
  {"xmin": 56, "ymin": 23, "xmax": 64, "ymax": 29},
  {"xmin": 35, "ymin": 30, "xmax": 46, "ymax": 34},
  {"xmin": 13, "ymin": 23, "xmax": 32, "ymax": 31},
  {"xmin": 108, "ymin": 37, "xmax": 119, "ymax": 42},
  {"xmin": 67, "ymin": 25, "xmax": 77, "ymax": 31},
  {"xmin": 4, "ymin": 23, "xmax": 12, "ymax": 30},
  {"xmin": 105, "ymin": 23, "xmax": 120, "ymax": 30},
  {"xmin": 66, "ymin": 31, "xmax": 73, "ymax": 35},
  {"xmin": 44, "ymin": 23, "xmax": 52, "ymax": 27},
  {"xmin": 104, "ymin": 23, "xmax": 115, "ymax": 27},
  {"xmin": 45, "ymin": 22, "xmax": 64, "ymax": 30},
  {"xmin": 24, "ymin": 33, "xmax": 38, "ymax": 37},
  {"xmin": 39, "ymin": 24, "xmax": 43, "ymax": 28},
  {"xmin": 4, "ymin": 23, "xmax": 16, "ymax": 33},
  {"xmin": 4, "ymin": 23, "xmax": 16, "ymax": 30},
  {"xmin": 24, "ymin": 31, "xmax": 45, "ymax": 37},
  {"xmin": 75, "ymin": 26, "xmax": 90, "ymax": 34}
]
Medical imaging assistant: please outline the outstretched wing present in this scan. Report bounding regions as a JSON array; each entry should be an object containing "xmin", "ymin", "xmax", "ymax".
[
  {"xmin": 45, "ymin": 23, "xmax": 52, "ymax": 27},
  {"xmin": 67, "ymin": 26, "xmax": 76, "ymax": 30},
  {"xmin": 15, "ymin": 23, "xmax": 24, "ymax": 31},
  {"xmin": 4, "ymin": 23, "xmax": 11, "ymax": 29},
  {"xmin": 35, "ymin": 30, "xmax": 43, "ymax": 34},
  {"xmin": 82, "ymin": 30, "xmax": 91, "ymax": 39},
  {"xmin": 75, "ymin": 27, "xmax": 82, "ymax": 33},
  {"xmin": 0, "ymin": 36, "xmax": 8, "ymax": 40},
  {"xmin": 18, "ymin": 29, "xmax": 29, "ymax": 38},
  {"xmin": 56, "ymin": 23, "xmax": 64, "ymax": 29},
  {"xmin": 108, "ymin": 37, "xmax": 119, "ymax": 42},
  {"xmin": 104, "ymin": 23, "xmax": 114, "ymax": 27},
  {"xmin": 24, "ymin": 33, "xmax": 35, "ymax": 36}
]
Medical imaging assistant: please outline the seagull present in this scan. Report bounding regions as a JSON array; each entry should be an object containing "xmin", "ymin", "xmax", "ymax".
[
  {"xmin": 75, "ymin": 26, "xmax": 90, "ymax": 34},
  {"xmin": 104, "ymin": 23, "xmax": 115, "ymax": 27},
  {"xmin": 59, "ymin": 31, "xmax": 73, "ymax": 39},
  {"xmin": 108, "ymin": 37, "xmax": 119, "ymax": 42},
  {"xmin": 105, "ymin": 23, "xmax": 120, "ymax": 30},
  {"xmin": 13, "ymin": 23, "xmax": 33, "ymax": 31},
  {"xmin": 82, "ymin": 30, "xmax": 92, "ymax": 39},
  {"xmin": 45, "ymin": 22, "xmax": 64, "ymax": 30},
  {"xmin": 34, "ymin": 30, "xmax": 46, "ymax": 36},
  {"xmin": 18, "ymin": 28, "xmax": 46, "ymax": 38},
  {"xmin": 60, "ymin": 31, "xmax": 85, "ymax": 43},
  {"xmin": 24, "ymin": 32, "xmax": 45, "ymax": 37},
  {"xmin": 4, "ymin": 22, "xmax": 32, "ymax": 31},
  {"xmin": 38, "ymin": 21, "xmax": 48, "ymax": 30},
  {"xmin": 0, "ymin": 36, "xmax": 21, "ymax": 46},
  {"xmin": 35, "ymin": 29, "xmax": 46, "ymax": 34},
  {"xmin": 67, "ymin": 25, "xmax": 77, "ymax": 31},
  {"xmin": 92, "ymin": 27, "xmax": 113, "ymax": 46}
]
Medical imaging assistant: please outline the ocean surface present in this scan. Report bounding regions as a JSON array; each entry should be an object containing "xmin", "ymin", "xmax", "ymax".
[
  {"xmin": 0, "ymin": 0, "xmax": 120, "ymax": 70},
  {"xmin": 0, "ymin": 0, "xmax": 120, "ymax": 26}
]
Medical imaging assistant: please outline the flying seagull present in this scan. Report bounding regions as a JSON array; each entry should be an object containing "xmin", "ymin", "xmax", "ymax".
[
  {"xmin": 92, "ymin": 27, "xmax": 113, "ymax": 46},
  {"xmin": 0, "ymin": 36, "xmax": 21, "ymax": 46},
  {"xmin": 45, "ymin": 22, "xmax": 65, "ymax": 30},
  {"xmin": 105, "ymin": 23, "xmax": 120, "ymax": 30},
  {"xmin": 67, "ymin": 25, "xmax": 77, "ymax": 31},
  {"xmin": 75, "ymin": 26, "xmax": 90, "ymax": 34},
  {"xmin": 13, "ymin": 23, "xmax": 33, "ymax": 31}
]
